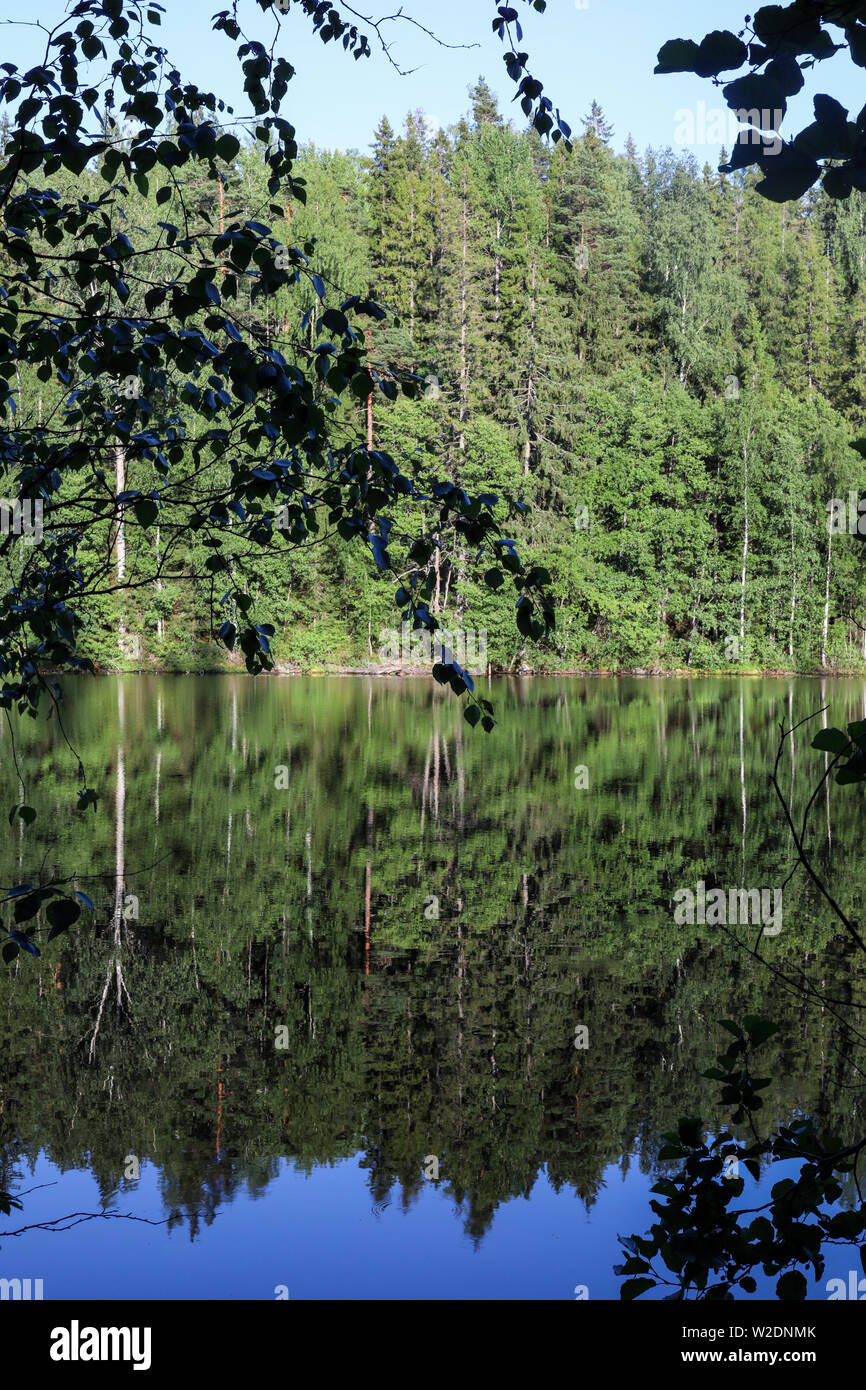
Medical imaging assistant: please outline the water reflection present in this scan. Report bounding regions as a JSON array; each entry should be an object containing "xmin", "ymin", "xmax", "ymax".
[{"xmin": 0, "ymin": 676, "xmax": 864, "ymax": 1295}]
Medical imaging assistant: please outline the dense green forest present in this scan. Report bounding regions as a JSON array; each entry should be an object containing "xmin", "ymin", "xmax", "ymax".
[{"xmin": 6, "ymin": 85, "xmax": 866, "ymax": 676}]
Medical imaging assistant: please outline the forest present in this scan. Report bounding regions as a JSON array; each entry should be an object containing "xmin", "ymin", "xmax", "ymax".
[
  {"xmin": 5, "ymin": 0, "xmax": 866, "ymax": 1326},
  {"xmin": 5, "ymin": 83, "xmax": 866, "ymax": 675}
]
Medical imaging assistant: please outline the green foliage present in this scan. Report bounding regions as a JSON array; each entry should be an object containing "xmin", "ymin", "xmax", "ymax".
[
  {"xmin": 811, "ymin": 720, "xmax": 866, "ymax": 780},
  {"xmin": 6, "ymin": 6, "xmax": 866, "ymax": 702}
]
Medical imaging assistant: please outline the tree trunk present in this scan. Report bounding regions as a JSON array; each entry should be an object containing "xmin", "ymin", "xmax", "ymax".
[
  {"xmin": 114, "ymin": 444, "xmax": 127, "ymax": 655},
  {"xmin": 739, "ymin": 442, "xmax": 749, "ymax": 651},
  {"xmin": 788, "ymin": 495, "xmax": 796, "ymax": 662},
  {"xmin": 155, "ymin": 524, "xmax": 163, "ymax": 640},
  {"xmin": 821, "ymin": 529, "xmax": 832, "ymax": 667},
  {"xmin": 524, "ymin": 254, "xmax": 536, "ymax": 477},
  {"xmin": 459, "ymin": 174, "xmax": 468, "ymax": 455}
]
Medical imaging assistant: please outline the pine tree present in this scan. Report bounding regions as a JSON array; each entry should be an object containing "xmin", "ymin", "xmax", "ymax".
[
  {"xmin": 645, "ymin": 157, "xmax": 740, "ymax": 390},
  {"xmin": 548, "ymin": 110, "xmax": 645, "ymax": 373},
  {"xmin": 467, "ymin": 77, "xmax": 503, "ymax": 130},
  {"xmin": 822, "ymin": 188, "xmax": 866, "ymax": 420}
]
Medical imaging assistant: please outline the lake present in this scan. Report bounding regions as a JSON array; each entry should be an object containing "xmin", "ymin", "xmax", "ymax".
[{"xmin": 1, "ymin": 675, "xmax": 864, "ymax": 1300}]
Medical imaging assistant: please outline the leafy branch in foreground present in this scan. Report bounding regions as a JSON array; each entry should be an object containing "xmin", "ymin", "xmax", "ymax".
[
  {"xmin": 0, "ymin": 0, "xmax": 565, "ymax": 964},
  {"xmin": 657, "ymin": 4, "xmax": 866, "ymax": 203},
  {"xmin": 618, "ymin": 1016, "xmax": 866, "ymax": 1301},
  {"xmin": 621, "ymin": 706, "xmax": 866, "ymax": 1299}
]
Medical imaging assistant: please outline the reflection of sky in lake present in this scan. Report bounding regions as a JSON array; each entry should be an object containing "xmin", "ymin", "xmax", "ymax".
[{"xmin": 2, "ymin": 1151, "xmax": 856, "ymax": 1300}]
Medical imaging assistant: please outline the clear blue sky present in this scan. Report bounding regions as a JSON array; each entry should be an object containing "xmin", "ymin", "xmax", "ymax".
[{"xmin": 4, "ymin": 1, "xmax": 864, "ymax": 159}]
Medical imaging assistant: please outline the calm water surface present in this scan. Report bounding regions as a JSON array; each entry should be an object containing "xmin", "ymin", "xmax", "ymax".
[{"xmin": 1, "ymin": 676, "xmax": 864, "ymax": 1299}]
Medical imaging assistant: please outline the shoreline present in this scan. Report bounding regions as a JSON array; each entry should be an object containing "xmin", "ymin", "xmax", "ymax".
[{"xmin": 51, "ymin": 664, "xmax": 866, "ymax": 679}]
